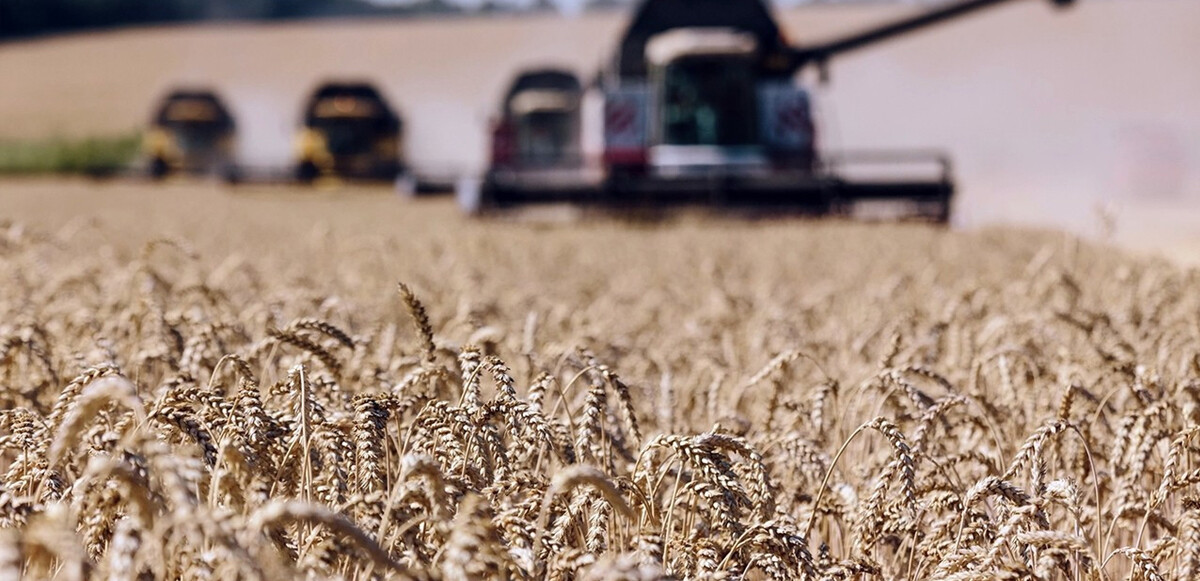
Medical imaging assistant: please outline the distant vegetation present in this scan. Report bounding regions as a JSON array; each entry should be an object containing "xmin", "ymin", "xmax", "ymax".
[{"xmin": 0, "ymin": 134, "xmax": 141, "ymax": 177}]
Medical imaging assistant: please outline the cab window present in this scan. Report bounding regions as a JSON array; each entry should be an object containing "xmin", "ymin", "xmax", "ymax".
[{"xmin": 660, "ymin": 57, "xmax": 758, "ymax": 147}]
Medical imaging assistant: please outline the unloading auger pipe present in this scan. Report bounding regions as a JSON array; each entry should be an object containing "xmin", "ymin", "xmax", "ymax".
[{"xmin": 789, "ymin": 0, "xmax": 1074, "ymax": 73}]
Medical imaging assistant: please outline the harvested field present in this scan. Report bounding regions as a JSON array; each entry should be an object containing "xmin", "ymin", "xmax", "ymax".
[{"xmin": 0, "ymin": 179, "xmax": 1197, "ymax": 579}]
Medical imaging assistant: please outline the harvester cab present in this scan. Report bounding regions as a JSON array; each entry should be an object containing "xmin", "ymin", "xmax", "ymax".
[
  {"xmin": 602, "ymin": 0, "xmax": 809, "ymax": 179},
  {"xmin": 144, "ymin": 89, "xmax": 236, "ymax": 180},
  {"xmin": 642, "ymin": 28, "xmax": 813, "ymax": 177},
  {"xmin": 294, "ymin": 82, "xmax": 403, "ymax": 183},
  {"xmin": 459, "ymin": 69, "xmax": 595, "ymax": 210},
  {"xmin": 466, "ymin": 0, "xmax": 1074, "ymax": 220},
  {"xmin": 492, "ymin": 69, "xmax": 584, "ymax": 170}
]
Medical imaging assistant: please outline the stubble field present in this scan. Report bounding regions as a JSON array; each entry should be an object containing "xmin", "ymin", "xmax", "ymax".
[{"xmin": 0, "ymin": 179, "xmax": 1197, "ymax": 580}]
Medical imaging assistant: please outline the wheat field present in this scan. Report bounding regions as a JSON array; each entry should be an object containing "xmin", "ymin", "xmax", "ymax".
[{"xmin": 0, "ymin": 179, "xmax": 1196, "ymax": 580}]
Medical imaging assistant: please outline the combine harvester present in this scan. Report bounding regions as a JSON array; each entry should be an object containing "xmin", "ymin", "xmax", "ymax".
[
  {"xmin": 462, "ymin": 0, "xmax": 1074, "ymax": 221},
  {"xmin": 483, "ymin": 68, "xmax": 595, "ymax": 200},
  {"xmin": 293, "ymin": 81, "xmax": 405, "ymax": 184},
  {"xmin": 144, "ymin": 88, "xmax": 237, "ymax": 180}
]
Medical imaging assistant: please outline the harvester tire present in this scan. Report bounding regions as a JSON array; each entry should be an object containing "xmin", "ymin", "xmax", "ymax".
[
  {"xmin": 296, "ymin": 161, "xmax": 320, "ymax": 185},
  {"xmin": 220, "ymin": 164, "xmax": 243, "ymax": 185},
  {"xmin": 148, "ymin": 158, "xmax": 169, "ymax": 181}
]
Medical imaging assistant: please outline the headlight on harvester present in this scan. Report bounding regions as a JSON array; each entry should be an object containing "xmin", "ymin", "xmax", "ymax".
[
  {"xmin": 143, "ymin": 128, "xmax": 177, "ymax": 161},
  {"xmin": 294, "ymin": 129, "xmax": 331, "ymax": 165}
]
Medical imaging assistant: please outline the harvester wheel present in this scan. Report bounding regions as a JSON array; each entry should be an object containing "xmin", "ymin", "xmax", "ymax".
[
  {"xmin": 296, "ymin": 161, "xmax": 320, "ymax": 185},
  {"xmin": 148, "ymin": 158, "xmax": 169, "ymax": 181},
  {"xmin": 220, "ymin": 164, "xmax": 243, "ymax": 185}
]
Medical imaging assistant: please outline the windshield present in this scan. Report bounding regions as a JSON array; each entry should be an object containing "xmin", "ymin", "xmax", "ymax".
[
  {"xmin": 516, "ymin": 110, "xmax": 575, "ymax": 165},
  {"xmin": 158, "ymin": 98, "xmax": 232, "ymax": 134},
  {"xmin": 312, "ymin": 96, "xmax": 382, "ymax": 120},
  {"xmin": 313, "ymin": 119, "xmax": 386, "ymax": 155},
  {"xmin": 164, "ymin": 99, "xmax": 222, "ymax": 122},
  {"xmin": 171, "ymin": 125, "xmax": 226, "ymax": 154},
  {"xmin": 658, "ymin": 56, "xmax": 758, "ymax": 147}
]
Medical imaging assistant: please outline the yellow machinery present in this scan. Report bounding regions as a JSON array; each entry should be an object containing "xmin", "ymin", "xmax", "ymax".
[
  {"xmin": 144, "ymin": 89, "xmax": 236, "ymax": 179},
  {"xmin": 294, "ymin": 82, "xmax": 403, "ymax": 183}
]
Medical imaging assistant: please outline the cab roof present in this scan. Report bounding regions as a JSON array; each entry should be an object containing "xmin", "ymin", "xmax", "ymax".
[
  {"xmin": 302, "ymin": 82, "xmax": 401, "ymax": 129},
  {"xmin": 502, "ymin": 68, "xmax": 582, "ymax": 116},
  {"xmin": 613, "ymin": 0, "xmax": 793, "ymax": 79},
  {"xmin": 152, "ymin": 88, "xmax": 234, "ymax": 128}
]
